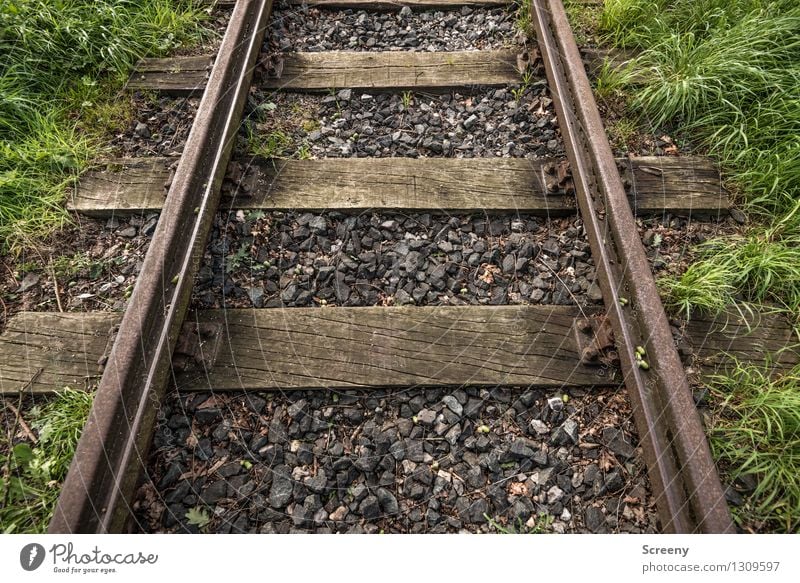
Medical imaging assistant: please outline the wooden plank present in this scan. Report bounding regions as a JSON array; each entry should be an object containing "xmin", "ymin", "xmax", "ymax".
[
  {"xmin": 127, "ymin": 55, "xmax": 213, "ymax": 95},
  {"xmin": 70, "ymin": 156, "xmax": 729, "ymax": 216},
  {"xmin": 219, "ymin": 0, "xmax": 604, "ymax": 6},
  {"xmin": 0, "ymin": 307, "xmax": 615, "ymax": 394},
  {"xmin": 128, "ymin": 51, "xmax": 519, "ymax": 94},
  {"xmin": 684, "ymin": 311, "xmax": 799, "ymax": 374},
  {"xmin": 128, "ymin": 48, "xmax": 618, "ymax": 94},
  {"xmin": 279, "ymin": 0, "xmax": 514, "ymax": 8},
  {"xmin": 0, "ymin": 312, "xmax": 117, "ymax": 395},
  {"xmin": 262, "ymin": 50, "xmax": 519, "ymax": 90},
  {"xmin": 2, "ymin": 307, "xmax": 795, "ymax": 395}
]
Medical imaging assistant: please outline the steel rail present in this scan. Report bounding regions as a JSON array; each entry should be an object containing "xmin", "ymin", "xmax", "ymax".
[
  {"xmin": 48, "ymin": 0, "xmax": 274, "ymax": 533},
  {"xmin": 530, "ymin": 0, "xmax": 734, "ymax": 533}
]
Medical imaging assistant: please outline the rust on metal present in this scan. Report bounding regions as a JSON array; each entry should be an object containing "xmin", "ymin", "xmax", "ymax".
[
  {"xmin": 48, "ymin": 0, "xmax": 275, "ymax": 533},
  {"xmin": 574, "ymin": 315, "xmax": 617, "ymax": 367},
  {"xmin": 531, "ymin": 0, "xmax": 734, "ymax": 533},
  {"xmin": 172, "ymin": 321, "xmax": 222, "ymax": 373}
]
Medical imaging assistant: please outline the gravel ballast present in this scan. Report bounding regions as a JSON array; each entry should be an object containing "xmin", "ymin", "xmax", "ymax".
[
  {"xmin": 240, "ymin": 87, "xmax": 563, "ymax": 159},
  {"xmin": 111, "ymin": 94, "xmax": 199, "ymax": 158},
  {"xmin": 193, "ymin": 211, "xmax": 598, "ymax": 310},
  {"xmin": 268, "ymin": 5, "xmax": 517, "ymax": 53},
  {"xmin": 135, "ymin": 387, "xmax": 657, "ymax": 534}
]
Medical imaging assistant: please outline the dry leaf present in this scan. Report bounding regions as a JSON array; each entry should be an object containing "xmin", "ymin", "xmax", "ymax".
[{"xmin": 508, "ymin": 482, "xmax": 528, "ymax": 496}]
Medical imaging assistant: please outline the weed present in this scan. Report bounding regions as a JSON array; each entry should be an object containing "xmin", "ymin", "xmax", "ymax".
[
  {"xmin": 225, "ymin": 241, "xmax": 252, "ymax": 274},
  {"xmin": 600, "ymin": 0, "xmax": 800, "ymax": 315},
  {"xmin": 707, "ymin": 360, "xmax": 800, "ymax": 532},
  {"xmin": 301, "ymin": 119, "xmax": 320, "ymax": 133},
  {"xmin": 1, "ymin": 388, "xmax": 95, "ymax": 533},
  {"xmin": 401, "ymin": 91, "xmax": 413, "ymax": 110},
  {"xmin": 247, "ymin": 128, "xmax": 293, "ymax": 159},
  {"xmin": 0, "ymin": 1, "xmax": 209, "ymax": 252},
  {"xmin": 659, "ymin": 262, "xmax": 736, "ymax": 320},
  {"xmin": 185, "ymin": 507, "xmax": 211, "ymax": 530},
  {"xmin": 485, "ymin": 513, "xmax": 553, "ymax": 534},
  {"xmin": 604, "ymin": 118, "xmax": 638, "ymax": 152},
  {"xmin": 662, "ymin": 231, "xmax": 800, "ymax": 316},
  {"xmin": 564, "ymin": 0, "xmax": 600, "ymax": 46},
  {"xmin": 515, "ymin": 0, "xmax": 533, "ymax": 36},
  {"xmin": 597, "ymin": 0, "xmax": 800, "ymax": 535},
  {"xmin": 50, "ymin": 253, "xmax": 93, "ymax": 279},
  {"xmin": 295, "ymin": 143, "xmax": 313, "ymax": 160},
  {"xmin": 593, "ymin": 59, "xmax": 629, "ymax": 103}
]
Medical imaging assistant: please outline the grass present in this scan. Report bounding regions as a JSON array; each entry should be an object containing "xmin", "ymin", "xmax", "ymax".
[
  {"xmin": 660, "ymin": 231, "xmax": 800, "ymax": 318},
  {"xmin": 0, "ymin": 0, "xmax": 210, "ymax": 253},
  {"xmin": 1, "ymin": 388, "xmax": 95, "ymax": 533},
  {"xmin": 485, "ymin": 513, "xmax": 553, "ymax": 534},
  {"xmin": 596, "ymin": 0, "xmax": 800, "ymax": 533},
  {"xmin": 707, "ymin": 361, "xmax": 800, "ymax": 532},
  {"xmin": 599, "ymin": 0, "xmax": 800, "ymax": 316},
  {"xmin": 247, "ymin": 128, "xmax": 294, "ymax": 159}
]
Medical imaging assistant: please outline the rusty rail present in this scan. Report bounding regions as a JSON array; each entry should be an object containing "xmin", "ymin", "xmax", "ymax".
[
  {"xmin": 48, "ymin": 0, "xmax": 274, "ymax": 533},
  {"xmin": 530, "ymin": 0, "xmax": 734, "ymax": 533}
]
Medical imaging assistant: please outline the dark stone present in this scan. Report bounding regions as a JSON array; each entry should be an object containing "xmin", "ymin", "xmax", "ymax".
[
  {"xmin": 194, "ymin": 408, "xmax": 221, "ymax": 425},
  {"xmin": 405, "ymin": 439, "xmax": 425, "ymax": 462},
  {"xmin": 389, "ymin": 440, "xmax": 406, "ymax": 461},
  {"xmin": 305, "ymin": 470, "xmax": 328, "ymax": 494},
  {"xmin": 469, "ymin": 498, "xmax": 489, "ymax": 523},
  {"xmin": 551, "ymin": 419, "xmax": 579, "ymax": 446},
  {"xmin": 359, "ymin": 495, "xmax": 381, "ymax": 520},
  {"xmin": 201, "ymin": 480, "xmax": 227, "ymax": 505},
  {"xmin": 584, "ymin": 506, "xmax": 606, "ymax": 532},
  {"xmin": 269, "ymin": 417, "xmax": 288, "ymax": 444},
  {"xmin": 158, "ymin": 463, "xmax": 183, "ymax": 489},
  {"xmin": 464, "ymin": 398, "xmax": 483, "ymax": 418},
  {"xmin": 354, "ymin": 447, "xmax": 380, "ymax": 472},
  {"xmin": 509, "ymin": 497, "xmax": 533, "ymax": 522},
  {"xmin": 288, "ymin": 399, "xmax": 308, "ymax": 420},
  {"xmin": 531, "ymin": 449, "xmax": 549, "ymax": 467},
  {"xmin": 602, "ymin": 427, "xmax": 636, "ymax": 460},
  {"xmin": 269, "ymin": 466, "xmax": 293, "ymax": 508},
  {"xmin": 296, "ymin": 443, "xmax": 315, "ymax": 466},
  {"xmin": 194, "ymin": 438, "xmax": 214, "ymax": 461},
  {"xmin": 508, "ymin": 439, "xmax": 536, "ymax": 460},
  {"xmin": 376, "ymin": 488, "xmax": 399, "ymax": 515},
  {"xmin": 604, "ymin": 471, "xmax": 625, "ymax": 493},
  {"xmin": 245, "ymin": 395, "xmax": 267, "ymax": 413},
  {"xmin": 725, "ymin": 485, "xmax": 744, "ymax": 507},
  {"xmin": 292, "ymin": 495, "xmax": 319, "ymax": 528}
]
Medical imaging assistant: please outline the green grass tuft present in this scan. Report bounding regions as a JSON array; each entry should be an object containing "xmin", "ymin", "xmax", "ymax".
[
  {"xmin": 485, "ymin": 512, "xmax": 553, "ymax": 534},
  {"xmin": 1, "ymin": 388, "xmax": 95, "ymax": 533},
  {"xmin": 661, "ymin": 231, "xmax": 800, "ymax": 316},
  {"xmin": 601, "ymin": 0, "xmax": 800, "ymax": 315},
  {"xmin": 707, "ymin": 361, "xmax": 800, "ymax": 532},
  {"xmin": 0, "ymin": 0, "xmax": 209, "ymax": 253}
]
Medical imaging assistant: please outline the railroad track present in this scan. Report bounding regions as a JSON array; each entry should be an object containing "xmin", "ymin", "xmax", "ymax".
[{"xmin": 2, "ymin": 0, "xmax": 780, "ymax": 533}]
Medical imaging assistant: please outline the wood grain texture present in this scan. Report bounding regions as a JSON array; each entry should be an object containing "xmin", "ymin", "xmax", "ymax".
[
  {"xmin": 279, "ymin": 0, "xmax": 514, "ymax": 7},
  {"xmin": 216, "ymin": 0, "xmax": 603, "ymax": 7},
  {"xmin": 128, "ymin": 47, "xmax": 619, "ymax": 94},
  {"xmin": 127, "ymin": 55, "xmax": 213, "ymax": 95},
  {"xmin": 684, "ymin": 311, "xmax": 800, "ymax": 374},
  {"xmin": 71, "ymin": 156, "xmax": 729, "ymax": 216},
  {"xmin": 0, "ymin": 312, "xmax": 117, "ymax": 395},
  {"xmin": 0, "ymin": 307, "xmax": 612, "ymax": 394},
  {"xmin": 262, "ymin": 50, "xmax": 520, "ymax": 90},
  {"xmin": 1, "ymin": 307, "xmax": 794, "ymax": 395}
]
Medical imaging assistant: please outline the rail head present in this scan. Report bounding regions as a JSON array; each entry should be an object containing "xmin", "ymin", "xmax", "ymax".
[
  {"xmin": 48, "ymin": 0, "xmax": 274, "ymax": 533},
  {"xmin": 529, "ymin": 0, "xmax": 734, "ymax": 533}
]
